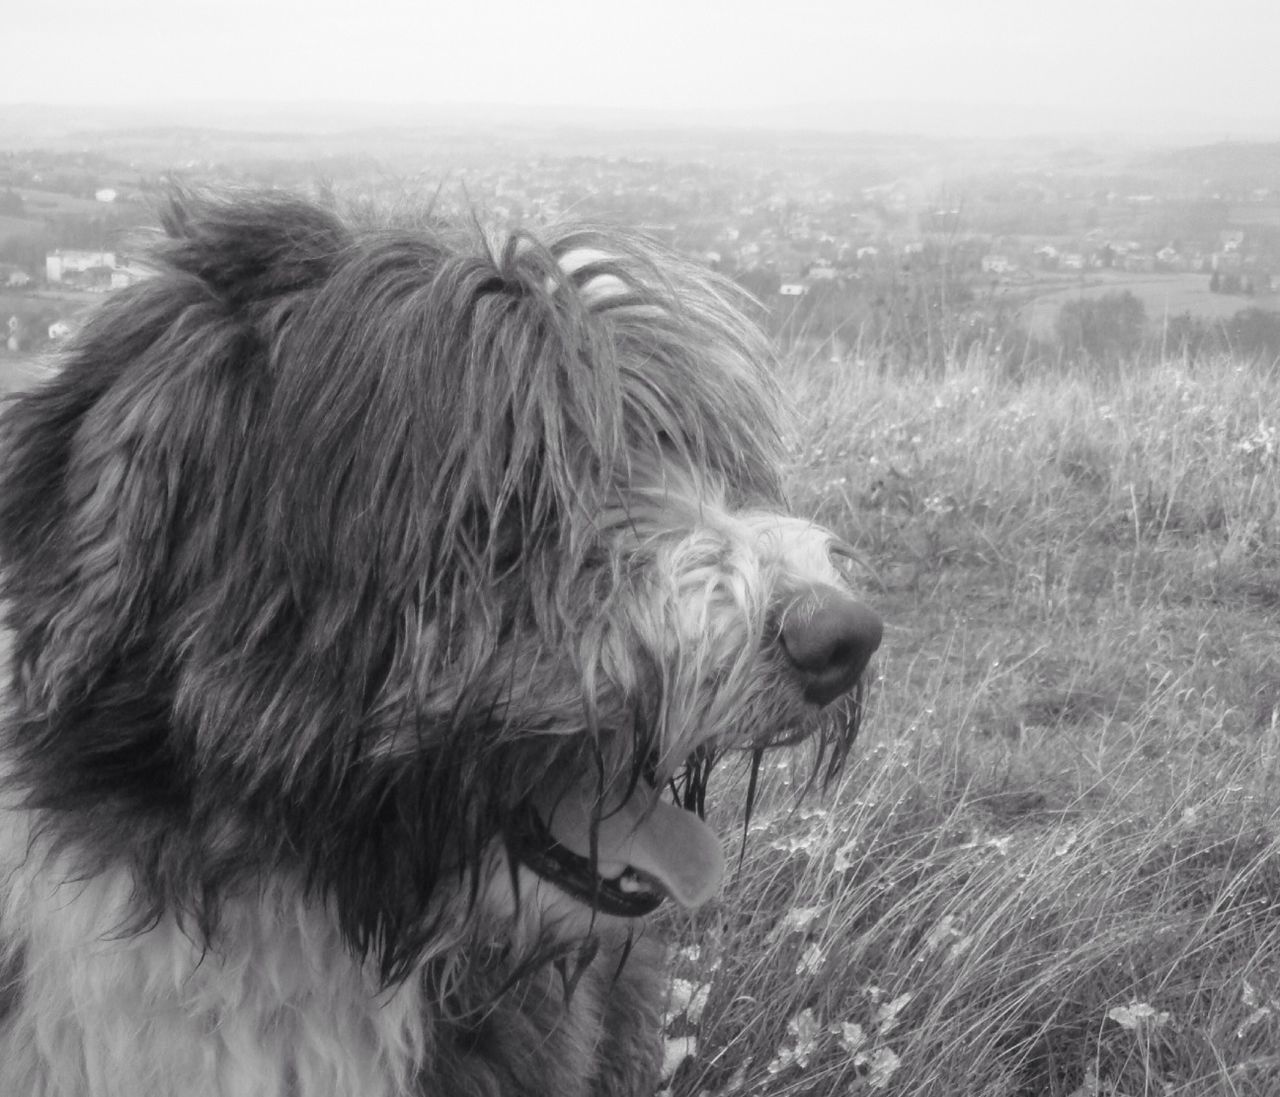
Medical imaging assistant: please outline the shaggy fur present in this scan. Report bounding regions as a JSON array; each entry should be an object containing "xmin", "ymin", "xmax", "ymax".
[{"xmin": 0, "ymin": 189, "xmax": 881, "ymax": 1096}]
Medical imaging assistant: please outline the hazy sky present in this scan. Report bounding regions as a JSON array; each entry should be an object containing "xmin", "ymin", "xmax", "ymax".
[{"xmin": 5, "ymin": 0, "xmax": 1278, "ymax": 134}]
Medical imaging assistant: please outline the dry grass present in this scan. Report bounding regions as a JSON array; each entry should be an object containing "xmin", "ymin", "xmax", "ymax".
[{"xmin": 660, "ymin": 349, "xmax": 1280, "ymax": 1096}]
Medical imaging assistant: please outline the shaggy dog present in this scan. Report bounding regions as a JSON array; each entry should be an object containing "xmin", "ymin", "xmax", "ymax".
[{"xmin": 0, "ymin": 190, "xmax": 881, "ymax": 1096}]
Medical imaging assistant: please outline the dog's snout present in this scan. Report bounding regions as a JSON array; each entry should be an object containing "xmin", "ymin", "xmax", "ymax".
[{"xmin": 779, "ymin": 584, "xmax": 882, "ymax": 707}]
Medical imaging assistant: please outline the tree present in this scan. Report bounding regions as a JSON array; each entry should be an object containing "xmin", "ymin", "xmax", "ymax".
[
  {"xmin": 1217, "ymin": 307, "xmax": 1280, "ymax": 363},
  {"xmin": 1055, "ymin": 291, "xmax": 1147, "ymax": 365}
]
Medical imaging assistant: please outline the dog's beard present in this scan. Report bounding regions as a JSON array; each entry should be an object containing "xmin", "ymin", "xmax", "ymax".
[{"xmin": 501, "ymin": 669, "xmax": 867, "ymax": 925}]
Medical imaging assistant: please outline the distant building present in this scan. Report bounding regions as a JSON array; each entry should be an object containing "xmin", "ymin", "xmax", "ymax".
[
  {"xmin": 46, "ymin": 250, "xmax": 118, "ymax": 284},
  {"xmin": 110, "ymin": 264, "xmax": 151, "ymax": 290},
  {"xmin": 1220, "ymin": 230, "xmax": 1245, "ymax": 253}
]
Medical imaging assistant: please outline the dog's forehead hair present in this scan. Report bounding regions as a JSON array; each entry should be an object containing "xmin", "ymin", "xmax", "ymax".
[
  {"xmin": 600, "ymin": 463, "xmax": 847, "ymax": 590},
  {"xmin": 547, "ymin": 246, "xmax": 627, "ymax": 302},
  {"xmin": 739, "ymin": 512, "xmax": 848, "ymax": 584}
]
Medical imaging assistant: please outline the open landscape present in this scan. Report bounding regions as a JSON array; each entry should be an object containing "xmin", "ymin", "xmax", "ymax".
[
  {"xmin": 6, "ymin": 311, "xmax": 1276, "ymax": 1097},
  {"xmin": 1019, "ymin": 272, "xmax": 1272, "ymax": 340},
  {"xmin": 1, "ymin": 108, "xmax": 1278, "ymax": 1096}
]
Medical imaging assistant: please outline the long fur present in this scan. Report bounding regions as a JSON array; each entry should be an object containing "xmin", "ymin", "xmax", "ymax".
[{"xmin": 0, "ymin": 188, "xmax": 877, "ymax": 1095}]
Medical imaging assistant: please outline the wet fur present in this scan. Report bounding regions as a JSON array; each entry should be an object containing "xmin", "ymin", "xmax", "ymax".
[{"xmin": 0, "ymin": 189, "xmax": 862, "ymax": 1095}]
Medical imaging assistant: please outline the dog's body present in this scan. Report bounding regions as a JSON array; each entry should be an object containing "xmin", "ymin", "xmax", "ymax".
[{"xmin": 0, "ymin": 190, "xmax": 880, "ymax": 1096}]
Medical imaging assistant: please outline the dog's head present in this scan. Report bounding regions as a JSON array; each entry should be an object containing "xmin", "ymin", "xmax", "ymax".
[{"xmin": 0, "ymin": 190, "xmax": 880, "ymax": 982}]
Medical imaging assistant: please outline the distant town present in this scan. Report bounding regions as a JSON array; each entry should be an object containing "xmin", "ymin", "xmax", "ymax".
[{"xmin": 3, "ymin": 124, "xmax": 1280, "ymax": 368}]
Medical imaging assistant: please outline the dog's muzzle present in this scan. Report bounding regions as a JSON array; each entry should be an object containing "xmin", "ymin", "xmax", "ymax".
[
  {"xmin": 778, "ymin": 583, "xmax": 882, "ymax": 707},
  {"xmin": 510, "ymin": 585, "xmax": 882, "ymax": 918}
]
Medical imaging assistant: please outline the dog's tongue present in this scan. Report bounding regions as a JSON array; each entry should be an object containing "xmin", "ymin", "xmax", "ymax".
[{"xmin": 545, "ymin": 781, "xmax": 726, "ymax": 909}]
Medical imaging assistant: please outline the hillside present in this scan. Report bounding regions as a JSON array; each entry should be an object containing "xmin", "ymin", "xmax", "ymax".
[{"xmin": 663, "ymin": 348, "xmax": 1280, "ymax": 1096}]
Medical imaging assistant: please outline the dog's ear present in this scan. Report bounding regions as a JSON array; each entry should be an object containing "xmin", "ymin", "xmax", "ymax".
[
  {"xmin": 155, "ymin": 186, "xmax": 349, "ymax": 308},
  {"xmin": 0, "ymin": 285, "xmax": 248, "ymax": 711},
  {"xmin": 0, "ymin": 191, "xmax": 351, "ymax": 712}
]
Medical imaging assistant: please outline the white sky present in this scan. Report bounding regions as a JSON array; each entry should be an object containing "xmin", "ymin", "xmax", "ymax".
[{"xmin": 5, "ymin": 0, "xmax": 1279, "ymax": 133}]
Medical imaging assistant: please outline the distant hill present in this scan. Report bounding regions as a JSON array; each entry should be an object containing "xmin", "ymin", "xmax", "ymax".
[
  {"xmin": 3, "ymin": 100, "xmax": 1278, "ymax": 146},
  {"xmin": 1145, "ymin": 141, "xmax": 1280, "ymax": 189}
]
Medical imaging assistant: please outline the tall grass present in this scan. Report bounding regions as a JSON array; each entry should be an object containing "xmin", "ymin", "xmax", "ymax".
[{"xmin": 661, "ymin": 350, "xmax": 1280, "ymax": 1096}]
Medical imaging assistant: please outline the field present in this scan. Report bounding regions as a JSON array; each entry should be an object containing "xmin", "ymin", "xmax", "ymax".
[
  {"xmin": 661, "ymin": 349, "xmax": 1280, "ymax": 1096},
  {"xmin": 0, "ymin": 213, "xmax": 42, "ymax": 238},
  {"xmin": 2, "ymin": 340, "xmax": 1278, "ymax": 1095},
  {"xmin": 11, "ymin": 187, "xmax": 122, "ymax": 216},
  {"xmin": 1019, "ymin": 273, "xmax": 1276, "ymax": 338}
]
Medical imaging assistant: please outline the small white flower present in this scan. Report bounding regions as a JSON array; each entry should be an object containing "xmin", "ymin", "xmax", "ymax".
[
  {"xmin": 854, "ymin": 1047, "xmax": 902, "ymax": 1089},
  {"xmin": 789, "ymin": 1007, "xmax": 821, "ymax": 1066},
  {"xmin": 923, "ymin": 914, "xmax": 962, "ymax": 953},
  {"xmin": 674, "ymin": 945, "xmax": 701, "ymax": 967},
  {"xmin": 665, "ymin": 979, "xmax": 711, "ymax": 1026},
  {"xmin": 1237, "ymin": 980, "xmax": 1277, "ymax": 1038},
  {"xmin": 768, "ymin": 1008, "xmax": 822, "ymax": 1073},
  {"xmin": 830, "ymin": 1020, "xmax": 867, "ymax": 1053},
  {"xmin": 832, "ymin": 843, "xmax": 858, "ymax": 872},
  {"xmin": 1107, "ymin": 1001, "xmax": 1170, "ymax": 1030},
  {"xmin": 661, "ymin": 1036, "xmax": 697, "ymax": 1081},
  {"xmin": 796, "ymin": 942, "xmax": 826, "ymax": 976},
  {"xmin": 875, "ymin": 992, "xmax": 914, "ymax": 1035},
  {"xmin": 766, "ymin": 1051, "xmax": 793, "ymax": 1074},
  {"xmin": 782, "ymin": 906, "xmax": 823, "ymax": 933}
]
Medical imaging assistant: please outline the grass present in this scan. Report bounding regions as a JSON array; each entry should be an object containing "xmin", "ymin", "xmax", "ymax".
[
  {"xmin": 4, "ymin": 326, "xmax": 1277, "ymax": 1093},
  {"xmin": 660, "ymin": 349, "xmax": 1280, "ymax": 1096}
]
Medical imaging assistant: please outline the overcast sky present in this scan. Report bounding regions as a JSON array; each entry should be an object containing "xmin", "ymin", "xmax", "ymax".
[{"xmin": 5, "ymin": 0, "xmax": 1279, "ymax": 135}]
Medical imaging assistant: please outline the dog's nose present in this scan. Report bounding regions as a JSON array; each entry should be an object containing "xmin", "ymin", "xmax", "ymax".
[{"xmin": 779, "ymin": 584, "xmax": 882, "ymax": 706}]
